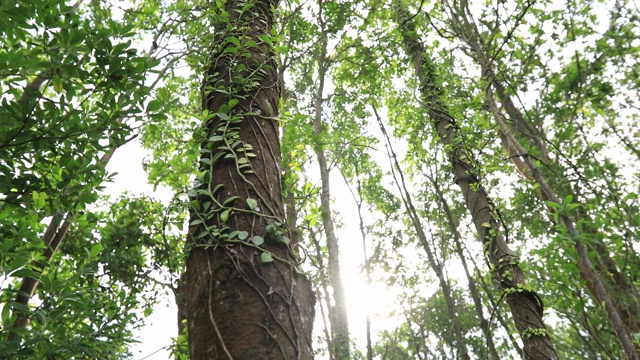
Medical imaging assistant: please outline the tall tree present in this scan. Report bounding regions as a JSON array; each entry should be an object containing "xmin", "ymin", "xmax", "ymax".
[
  {"xmin": 311, "ymin": 0, "xmax": 350, "ymax": 356},
  {"xmin": 185, "ymin": 0, "xmax": 315, "ymax": 358},
  {"xmin": 376, "ymin": 108, "xmax": 471, "ymax": 360},
  {"xmin": 393, "ymin": 2, "xmax": 558, "ymax": 358},
  {"xmin": 437, "ymin": 0, "xmax": 640, "ymax": 357}
]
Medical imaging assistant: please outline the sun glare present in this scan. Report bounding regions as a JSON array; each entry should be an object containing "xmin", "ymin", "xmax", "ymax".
[{"xmin": 342, "ymin": 271, "xmax": 399, "ymax": 340}]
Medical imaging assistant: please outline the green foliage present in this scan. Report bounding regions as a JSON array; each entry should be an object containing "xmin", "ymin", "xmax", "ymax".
[
  {"xmin": 2, "ymin": 0, "xmax": 639, "ymax": 358},
  {"xmin": 0, "ymin": 0, "xmax": 188, "ymax": 357}
]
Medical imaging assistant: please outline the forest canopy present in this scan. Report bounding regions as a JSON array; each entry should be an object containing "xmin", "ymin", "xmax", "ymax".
[{"xmin": 1, "ymin": 0, "xmax": 639, "ymax": 359}]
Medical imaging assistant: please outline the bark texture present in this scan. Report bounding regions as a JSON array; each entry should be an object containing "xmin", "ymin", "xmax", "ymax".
[
  {"xmin": 186, "ymin": 1, "xmax": 315, "ymax": 359},
  {"xmin": 394, "ymin": 3, "xmax": 558, "ymax": 359}
]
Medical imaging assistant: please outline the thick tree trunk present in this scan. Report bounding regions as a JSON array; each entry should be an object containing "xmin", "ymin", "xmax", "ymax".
[
  {"xmin": 186, "ymin": 1, "xmax": 315, "ymax": 359},
  {"xmin": 394, "ymin": 3, "xmax": 558, "ymax": 359}
]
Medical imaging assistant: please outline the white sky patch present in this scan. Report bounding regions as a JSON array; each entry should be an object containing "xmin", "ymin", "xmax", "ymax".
[{"xmin": 102, "ymin": 138, "xmax": 177, "ymax": 360}]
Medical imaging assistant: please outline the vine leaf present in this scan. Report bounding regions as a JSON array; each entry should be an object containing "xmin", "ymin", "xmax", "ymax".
[
  {"xmin": 224, "ymin": 196, "xmax": 240, "ymax": 205},
  {"xmin": 246, "ymin": 198, "xmax": 258, "ymax": 210},
  {"xmin": 252, "ymin": 236, "xmax": 264, "ymax": 246},
  {"xmin": 260, "ymin": 252, "xmax": 273, "ymax": 263},
  {"xmin": 220, "ymin": 209, "xmax": 230, "ymax": 223}
]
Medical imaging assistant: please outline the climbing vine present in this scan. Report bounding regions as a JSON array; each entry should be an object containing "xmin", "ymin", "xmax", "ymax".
[
  {"xmin": 188, "ymin": 0, "xmax": 299, "ymax": 267},
  {"xmin": 184, "ymin": 0, "xmax": 315, "ymax": 358}
]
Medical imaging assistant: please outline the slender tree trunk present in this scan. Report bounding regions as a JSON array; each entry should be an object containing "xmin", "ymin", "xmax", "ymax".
[
  {"xmin": 375, "ymin": 108, "xmax": 471, "ymax": 360},
  {"xmin": 186, "ymin": 1, "xmax": 315, "ymax": 358},
  {"xmin": 312, "ymin": 1, "xmax": 350, "ymax": 357},
  {"xmin": 340, "ymin": 167, "xmax": 375, "ymax": 360},
  {"xmin": 394, "ymin": 3, "xmax": 558, "ymax": 359},
  {"xmin": 428, "ymin": 174, "xmax": 501, "ymax": 360},
  {"xmin": 447, "ymin": 4, "xmax": 640, "ymax": 354},
  {"xmin": 486, "ymin": 91, "xmax": 639, "ymax": 360},
  {"xmin": 310, "ymin": 228, "xmax": 337, "ymax": 360}
]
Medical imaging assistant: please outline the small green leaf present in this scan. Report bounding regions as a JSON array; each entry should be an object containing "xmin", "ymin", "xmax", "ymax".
[
  {"xmin": 237, "ymin": 231, "xmax": 248, "ymax": 240},
  {"xmin": 252, "ymin": 236, "xmax": 264, "ymax": 246},
  {"xmin": 211, "ymin": 184, "xmax": 224, "ymax": 194},
  {"xmin": 190, "ymin": 219, "xmax": 203, "ymax": 226},
  {"xmin": 481, "ymin": 222, "xmax": 491, "ymax": 228},
  {"xmin": 563, "ymin": 195, "xmax": 573, "ymax": 204},
  {"xmin": 545, "ymin": 201, "xmax": 562, "ymax": 209},
  {"xmin": 260, "ymin": 252, "xmax": 273, "ymax": 263},
  {"xmin": 2, "ymin": 301, "xmax": 13, "ymax": 327},
  {"xmin": 246, "ymin": 198, "xmax": 258, "ymax": 210},
  {"xmin": 89, "ymin": 244, "xmax": 103, "ymax": 257},
  {"xmin": 277, "ymin": 236, "xmax": 290, "ymax": 245},
  {"xmin": 32, "ymin": 191, "xmax": 48, "ymax": 209},
  {"xmin": 159, "ymin": 87, "xmax": 169, "ymax": 101},
  {"xmin": 146, "ymin": 99, "xmax": 162, "ymax": 112},
  {"xmin": 220, "ymin": 209, "xmax": 230, "ymax": 223},
  {"xmin": 223, "ymin": 196, "xmax": 240, "ymax": 205},
  {"xmin": 258, "ymin": 34, "xmax": 272, "ymax": 45},
  {"xmin": 53, "ymin": 75, "xmax": 63, "ymax": 93}
]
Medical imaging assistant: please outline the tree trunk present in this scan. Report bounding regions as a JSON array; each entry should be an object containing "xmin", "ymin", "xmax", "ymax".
[
  {"xmin": 430, "ymin": 175, "xmax": 501, "ymax": 360},
  {"xmin": 186, "ymin": 1, "xmax": 315, "ymax": 359},
  {"xmin": 312, "ymin": 1, "xmax": 350, "ymax": 357},
  {"xmin": 486, "ymin": 91, "xmax": 639, "ymax": 360},
  {"xmin": 394, "ymin": 3, "xmax": 558, "ymax": 359},
  {"xmin": 375, "ymin": 108, "xmax": 471, "ymax": 360},
  {"xmin": 446, "ymin": 4, "xmax": 640, "ymax": 355}
]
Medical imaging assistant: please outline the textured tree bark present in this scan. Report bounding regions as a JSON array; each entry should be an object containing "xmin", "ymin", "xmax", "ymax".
[
  {"xmin": 186, "ymin": 1, "xmax": 315, "ymax": 359},
  {"xmin": 394, "ymin": 2, "xmax": 558, "ymax": 359}
]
